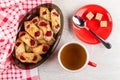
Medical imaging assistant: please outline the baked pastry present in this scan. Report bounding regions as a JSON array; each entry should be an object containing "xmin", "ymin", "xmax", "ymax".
[
  {"xmin": 15, "ymin": 39, "xmax": 25, "ymax": 54},
  {"xmin": 38, "ymin": 39, "xmax": 47, "ymax": 44},
  {"xmin": 14, "ymin": 6, "xmax": 62, "ymax": 64},
  {"xmin": 51, "ymin": 9, "xmax": 61, "ymax": 34},
  {"xmin": 38, "ymin": 19, "xmax": 54, "ymax": 42},
  {"xmin": 31, "ymin": 16, "xmax": 39, "ymax": 25},
  {"xmin": 16, "ymin": 52, "xmax": 42, "ymax": 63},
  {"xmin": 15, "ymin": 39, "xmax": 42, "ymax": 63},
  {"xmin": 44, "ymin": 30, "xmax": 54, "ymax": 42},
  {"xmin": 24, "ymin": 21, "xmax": 43, "ymax": 40},
  {"xmin": 32, "ymin": 44, "xmax": 50, "ymax": 54},
  {"xmin": 19, "ymin": 31, "xmax": 37, "ymax": 47},
  {"xmin": 46, "ymin": 38, "xmax": 55, "ymax": 45},
  {"xmin": 37, "ymin": 19, "xmax": 48, "ymax": 34},
  {"xmin": 40, "ymin": 6, "xmax": 51, "ymax": 21},
  {"xmin": 25, "ymin": 44, "xmax": 32, "ymax": 53}
]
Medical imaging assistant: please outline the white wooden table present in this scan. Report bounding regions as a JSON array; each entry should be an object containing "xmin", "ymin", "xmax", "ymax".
[{"xmin": 38, "ymin": 0, "xmax": 120, "ymax": 80}]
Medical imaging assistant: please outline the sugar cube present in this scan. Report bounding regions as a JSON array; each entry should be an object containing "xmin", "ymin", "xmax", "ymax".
[
  {"xmin": 100, "ymin": 21, "xmax": 107, "ymax": 27},
  {"xmin": 86, "ymin": 12, "xmax": 94, "ymax": 20},
  {"xmin": 95, "ymin": 13, "xmax": 103, "ymax": 20}
]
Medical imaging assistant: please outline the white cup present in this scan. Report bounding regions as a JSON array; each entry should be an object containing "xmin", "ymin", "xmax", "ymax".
[{"xmin": 58, "ymin": 42, "xmax": 96, "ymax": 72}]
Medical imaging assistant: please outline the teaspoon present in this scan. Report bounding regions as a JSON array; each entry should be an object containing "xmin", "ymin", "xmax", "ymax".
[{"xmin": 72, "ymin": 16, "xmax": 112, "ymax": 49}]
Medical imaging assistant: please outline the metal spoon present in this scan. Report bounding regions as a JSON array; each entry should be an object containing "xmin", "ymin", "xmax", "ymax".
[{"xmin": 72, "ymin": 16, "xmax": 112, "ymax": 49}]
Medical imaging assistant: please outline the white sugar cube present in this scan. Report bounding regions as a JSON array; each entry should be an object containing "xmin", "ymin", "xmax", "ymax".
[
  {"xmin": 95, "ymin": 13, "xmax": 103, "ymax": 20},
  {"xmin": 100, "ymin": 21, "xmax": 107, "ymax": 27},
  {"xmin": 86, "ymin": 12, "xmax": 94, "ymax": 20}
]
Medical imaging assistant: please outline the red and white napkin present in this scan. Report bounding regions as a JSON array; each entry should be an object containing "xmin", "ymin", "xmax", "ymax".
[{"xmin": 0, "ymin": 0, "xmax": 52, "ymax": 80}]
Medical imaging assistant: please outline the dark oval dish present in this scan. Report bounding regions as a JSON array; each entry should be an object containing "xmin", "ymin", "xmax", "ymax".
[{"xmin": 11, "ymin": 3, "xmax": 63, "ymax": 69}]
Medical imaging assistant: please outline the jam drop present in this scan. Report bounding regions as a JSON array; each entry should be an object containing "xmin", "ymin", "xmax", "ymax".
[
  {"xmin": 53, "ymin": 12, "xmax": 59, "ymax": 16},
  {"xmin": 34, "ymin": 31, "xmax": 40, "ymax": 37},
  {"xmin": 55, "ymin": 24, "xmax": 59, "ymax": 29},
  {"xmin": 16, "ymin": 42, "xmax": 21, "ymax": 47},
  {"xmin": 26, "ymin": 25, "xmax": 30, "ymax": 29},
  {"xmin": 39, "ymin": 22, "xmax": 47, "ymax": 26},
  {"xmin": 32, "ymin": 56, "xmax": 37, "ymax": 61},
  {"xmin": 42, "ymin": 45, "xmax": 48, "ymax": 52},
  {"xmin": 32, "ymin": 19, "xmax": 37, "ymax": 23},
  {"xmin": 42, "ymin": 11, "xmax": 47, "ymax": 15},
  {"xmin": 30, "ymin": 39, "xmax": 35, "ymax": 46},
  {"xmin": 20, "ymin": 32, "xmax": 25, "ymax": 37},
  {"xmin": 20, "ymin": 56, "xmax": 26, "ymax": 60},
  {"xmin": 45, "ymin": 31, "xmax": 52, "ymax": 36}
]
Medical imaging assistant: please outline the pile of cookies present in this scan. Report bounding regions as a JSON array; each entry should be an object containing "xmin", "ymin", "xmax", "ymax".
[{"xmin": 15, "ymin": 6, "xmax": 61, "ymax": 63}]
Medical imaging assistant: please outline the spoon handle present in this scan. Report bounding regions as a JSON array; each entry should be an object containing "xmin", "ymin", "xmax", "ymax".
[{"xmin": 89, "ymin": 29, "xmax": 112, "ymax": 49}]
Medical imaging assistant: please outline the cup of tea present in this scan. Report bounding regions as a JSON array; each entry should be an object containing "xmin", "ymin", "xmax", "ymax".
[{"xmin": 58, "ymin": 42, "xmax": 96, "ymax": 72}]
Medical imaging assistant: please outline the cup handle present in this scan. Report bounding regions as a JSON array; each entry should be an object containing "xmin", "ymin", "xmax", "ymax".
[{"xmin": 88, "ymin": 61, "xmax": 97, "ymax": 67}]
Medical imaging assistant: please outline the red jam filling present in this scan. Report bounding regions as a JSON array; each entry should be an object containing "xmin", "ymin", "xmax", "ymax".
[
  {"xmin": 39, "ymin": 22, "xmax": 47, "ymax": 26},
  {"xmin": 20, "ymin": 56, "xmax": 26, "ymax": 60},
  {"xmin": 16, "ymin": 42, "xmax": 21, "ymax": 47},
  {"xmin": 20, "ymin": 32, "xmax": 25, "ymax": 37},
  {"xmin": 42, "ymin": 11, "xmax": 47, "ymax": 15},
  {"xmin": 32, "ymin": 19, "xmax": 37, "ymax": 23},
  {"xmin": 30, "ymin": 39, "xmax": 35, "ymax": 46},
  {"xmin": 32, "ymin": 56, "xmax": 37, "ymax": 61},
  {"xmin": 45, "ymin": 31, "xmax": 52, "ymax": 36},
  {"xmin": 55, "ymin": 24, "xmax": 59, "ymax": 29},
  {"xmin": 26, "ymin": 24, "xmax": 30, "ymax": 29},
  {"xmin": 42, "ymin": 45, "xmax": 48, "ymax": 52},
  {"xmin": 53, "ymin": 12, "xmax": 59, "ymax": 16},
  {"xmin": 34, "ymin": 31, "xmax": 40, "ymax": 37}
]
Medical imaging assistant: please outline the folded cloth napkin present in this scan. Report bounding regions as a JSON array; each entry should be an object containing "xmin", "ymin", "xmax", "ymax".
[{"xmin": 0, "ymin": 0, "xmax": 52, "ymax": 80}]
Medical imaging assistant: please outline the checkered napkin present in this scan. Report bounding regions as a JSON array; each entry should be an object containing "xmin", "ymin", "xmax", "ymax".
[{"xmin": 0, "ymin": 0, "xmax": 52, "ymax": 80}]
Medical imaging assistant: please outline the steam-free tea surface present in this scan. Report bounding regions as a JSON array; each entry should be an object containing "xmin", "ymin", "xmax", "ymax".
[{"xmin": 60, "ymin": 43, "xmax": 87, "ymax": 70}]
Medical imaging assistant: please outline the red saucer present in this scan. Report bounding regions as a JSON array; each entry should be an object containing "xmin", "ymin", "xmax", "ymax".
[{"xmin": 72, "ymin": 4, "xmax": 112, "ymax": 44}]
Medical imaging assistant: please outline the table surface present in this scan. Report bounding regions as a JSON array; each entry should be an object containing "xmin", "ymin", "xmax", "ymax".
[{"xmin": 38, "ymin": 0, "xmax": 120, "ymax": 80}]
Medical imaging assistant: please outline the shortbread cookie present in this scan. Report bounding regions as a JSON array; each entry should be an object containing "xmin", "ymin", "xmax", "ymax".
[
  {"xmin": 46, "ymin": 38, "xmax": 55, "ymax": 45},
  {"xmin": 51, "ymin": 9, "xmax": 61, "ymax": 34},
  {"xmin": 16, "ymin": 52, "xmax": 42, "ymax": 63},
  {"xmin": 19, "ymin": 31, "xmax": 37, "ymax": 47},
  {"xmin": 44, "ymin": 30, "xmax": 54, "ymax": 41},
  {"xmin": 15, "ymin": 39, "xmax": 25, "ymax": 54},
  {"xmin": 38, "ymin": 19, "xmax": 49, "ymax": 34},
  {"xmin": 25, "ymin": 44, "xmax": 32, "ymax": 53},
  {"xmin": 38, "ymin": 19, "xmax": 54, "ymax": 42},
  {"xmin": 40, "ymin": 6, "xmax": 51, "ymax": 21},
  {"xmin": 24, "ymin": 21, "xmax": 43, "ymax": 40},
  {"xmin": 32, "ymin": 44, "xmax": 50, "ymax": 54},
  {"xmin": 31, "ymin": 16, "xmax": 39, "ymax": 25},
  {"xmin": 38, "ymin": 39, "xmax": 47, "ymax": 44}
]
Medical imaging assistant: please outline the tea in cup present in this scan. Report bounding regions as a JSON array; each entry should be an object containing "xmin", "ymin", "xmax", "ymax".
[{"xmin": 58, "ymin": 42, "xmax": 96, "ymax": 72}]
